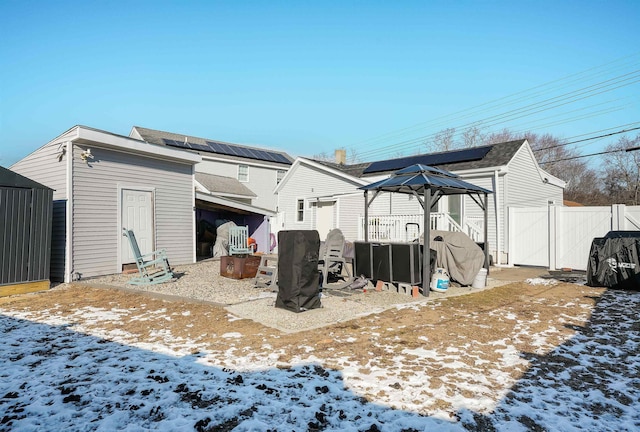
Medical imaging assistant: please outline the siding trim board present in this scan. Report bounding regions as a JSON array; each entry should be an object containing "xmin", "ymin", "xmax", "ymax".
[{"xmin": 66, "ymin": 142, "xmax": 73, "ymax": 281}]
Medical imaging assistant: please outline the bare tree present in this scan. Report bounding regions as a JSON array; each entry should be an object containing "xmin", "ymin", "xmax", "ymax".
[
  {"xmin": 602, "ymin": 134, "xmax": 640, "ymax": 205},
  {"xmin": 431, "ymin": 128, "xmax": 456, "ymax": 152},
  {"xmin": 484, "ymin": 128, "xmax": 522, "ymax": 145},
  {"xmin": 312, "ymin": 151, "xmax": 332, "ymax": 161},
  {"xmin": 462, "ymin": 125, "xmax": 486, "ymax": 148},
  {"xmin": 347, "ymin": 147, "xmax": 360, "ymax": 164}
]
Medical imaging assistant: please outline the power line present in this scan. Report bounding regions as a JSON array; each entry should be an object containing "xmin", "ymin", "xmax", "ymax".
[
  {"xmin": 542, "ymin": 148, "xmax": 622, "ymax": 163},
  {"xmin": 356, "ymin": 71, "xmax": 640, "ymax": 159},
  {"xmin": 532, "ymin": 126, "xmax": 640, "ymax": 152},
  {"xmin": 350, "ymin": 55, "xmax": 640, "ymax": 160},
  {"xmin": 350, "ymin": 53, "xmax": 640, "ymax": 150}
]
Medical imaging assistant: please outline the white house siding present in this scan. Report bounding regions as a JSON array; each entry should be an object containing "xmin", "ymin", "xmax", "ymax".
[
  {"xmin": 460, "ymin": 174, "xmax": 503, "ymax": 261},
  {"xmin": 389, "ymin": 192, "xmax": 427, "ymax": 214},
  {"xmin": 71, "ymin": 145, "xmax": 194, "ymax": 279},
  {"xmin": 337, "ymin": 194, "xmax": 365, "ymax": 240},
  {"xmin": 197, "ymin": 158, "xmax": 285, "ymax": 210},
  {"xmin": 505, "ymin": 146, "xmax": 564, "ymax": 207},
  {"xmin": 10, "ymin": 143, "xmax": 67, "ymax": 200},
  {"xmin": 277, "ymin": 163, "xmax": 363, "ymax": 233}
]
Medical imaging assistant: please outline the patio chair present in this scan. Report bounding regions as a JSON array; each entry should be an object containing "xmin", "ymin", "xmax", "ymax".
[
  {"xmin": 318, "ymin": 228, "xmax": 353, "ymax": 289},
  {"xmin": 122, "ymin": 228, "xmax": 174, "ymax": 285},
  {"xmin": 229, "ymin": 225, "xmax": 252, "ymax": 256}
]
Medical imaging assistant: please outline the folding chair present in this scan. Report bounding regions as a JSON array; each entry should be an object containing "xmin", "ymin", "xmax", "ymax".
[
  {"xmin": 318, "ymin": 228, "xmax": 353, "ymax": 289},
  {"xmin": 254, "ymin": 253, "xmax": 278, "ymax": 291},
  {"xmin": 122, "ymin": 228, "xmax": 174, "ymax": 285},
  {"xmin": 228, "ymin": 225, "xmax": 253, "ymax": 256}
]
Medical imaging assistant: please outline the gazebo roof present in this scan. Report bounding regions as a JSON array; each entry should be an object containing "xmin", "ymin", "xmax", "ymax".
[{"xmin": 359, "ymin": 164, "xmax": 492, "ymax": 195}]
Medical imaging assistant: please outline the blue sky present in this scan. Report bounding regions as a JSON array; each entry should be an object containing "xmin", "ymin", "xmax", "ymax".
[{"xmin": 1, "ymin": 0, "xmax": 639, "ymax": 166}]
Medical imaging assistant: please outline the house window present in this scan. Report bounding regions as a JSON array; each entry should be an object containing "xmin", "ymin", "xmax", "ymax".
[
  {"xmin": 296, "ymin": 199, "xmax": 305, "ymax": 222},
  {"xmin": 276, "ymin": 169, "xmax": 286, "ymax": 184},
  {"xmin": 238, "ymin": 164, "xmax": 249, "ymax": 182}
]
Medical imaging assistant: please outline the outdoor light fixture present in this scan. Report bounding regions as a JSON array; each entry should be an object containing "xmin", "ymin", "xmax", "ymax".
[{"xmin": 80, "ymin": 148, "xmax": 94, "ymax": 161}]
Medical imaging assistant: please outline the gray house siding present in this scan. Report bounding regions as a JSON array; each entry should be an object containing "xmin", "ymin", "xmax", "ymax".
[
  {"xmin": 505, "ymin": 146, "xmax": 564, "ymax": 207},
  {"xmin": 11, "ymin": 144, "xmax": 68, "ymax": 281},
  {"xmin": 197, "ymin": 159, "xmax": 283, "ymax": 211},
  {"xmin": 71, "ymin": 145, "xmax": 194, "ymax": 279},
  {"xmin": 10, "ymin": 143, "xmax": 67, "ymax": 200}
]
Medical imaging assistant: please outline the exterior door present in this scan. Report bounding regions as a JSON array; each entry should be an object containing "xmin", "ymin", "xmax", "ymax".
[
  {"xmin": 316, "ymin": 201, "xmax": 335, "ymax": 240},
  {"xmin": 121, "ymin": 189, "xmax": 154, "ymax": 264},
  {"xmin": 447, "ymin": 195, "xmax": 462, "ymax": 226}
]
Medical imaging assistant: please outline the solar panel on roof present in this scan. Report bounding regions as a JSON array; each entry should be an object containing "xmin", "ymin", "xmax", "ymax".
[
  {"xmin": 199, "ymin": 140, "xmax": 291, "ymax": 164},
  {"xmin": 363, "ymin": 146, "xmax": 491, "ymax": 174},
  {"xmin": 163, "ymin": 138, "xmax": 190, "ymax": 149},
  {"xmin": 190, "ymin": 143, "xmax": 210, "ymax": 151}
]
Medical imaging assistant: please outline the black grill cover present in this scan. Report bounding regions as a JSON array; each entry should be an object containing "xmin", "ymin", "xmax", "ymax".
[
  {"xmin": 586, "ymin": 231, "xmax": 640, "ymax": 289},
  {"xmin": 276, "ymin": 230, "xmax": 321, "ymax": 312}
]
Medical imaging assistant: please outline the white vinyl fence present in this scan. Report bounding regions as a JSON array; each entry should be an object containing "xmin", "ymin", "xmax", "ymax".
[{"xmin": 508, "ymin": 204, "xmax": 640, "ymax": 270}]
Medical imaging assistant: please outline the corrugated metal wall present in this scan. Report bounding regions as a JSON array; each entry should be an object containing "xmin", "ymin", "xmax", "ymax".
[{"xmin": 0, "ymin": 186, "xmax": 53, "ymax": 285}]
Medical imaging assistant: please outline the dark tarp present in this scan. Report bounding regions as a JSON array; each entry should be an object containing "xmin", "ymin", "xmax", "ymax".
[
  {"xmin": 587, "ymin": 231, "xmax": 640, "ymax": 290},
  {"xmin": 276, "ymin": 230, "xmax": 321, "ymax": 312}
]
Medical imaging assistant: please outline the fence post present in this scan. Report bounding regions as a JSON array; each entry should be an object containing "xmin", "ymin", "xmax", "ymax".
[
  {"xmin": 611, "ymin": 204, "xmax": 626, "ymax": 230},
  {"xmin": 548, "ymin": 204, "xmax": 557, "ymax": 271}
]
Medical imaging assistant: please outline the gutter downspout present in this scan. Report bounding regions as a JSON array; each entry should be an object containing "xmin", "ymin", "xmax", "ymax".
[
  {"xmin": 493, "ymin": 170, "xmax": 502, "ymax": 266},
  {"xmin": 65, "ymin": 141, "xmax": 73, "ymax": 282},
  {"xmin": 192, "ymin": 166, "xmax": 197, "ymax": 263}
]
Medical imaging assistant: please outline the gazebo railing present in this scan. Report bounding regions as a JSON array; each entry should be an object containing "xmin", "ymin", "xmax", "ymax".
[{"xmin": 358, "ymin": 213, "xmax": 484, "ymax": 242}]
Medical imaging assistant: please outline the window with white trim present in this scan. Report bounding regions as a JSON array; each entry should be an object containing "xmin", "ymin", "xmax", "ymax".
[
  {"xmin": 276, "ymin": 169, "xmax": 286, "ymax": 184},
  {"xmin": 296, "ymin": 199, "xmax": 305, "ymax": 222},
  {"xmin": 238, "ymin": 164, "xmax": 249, "ymax": 182}
]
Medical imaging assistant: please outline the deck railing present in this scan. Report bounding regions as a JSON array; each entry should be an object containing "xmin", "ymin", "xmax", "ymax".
[{"xmin": 358, "ymin": 213, "xmax": 484, "ymax": 242}]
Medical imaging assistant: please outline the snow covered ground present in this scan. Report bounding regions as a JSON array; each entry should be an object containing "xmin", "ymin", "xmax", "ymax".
[{"xmin": 1, "ymin": 281, "xmax": 639, "ymax": 431}]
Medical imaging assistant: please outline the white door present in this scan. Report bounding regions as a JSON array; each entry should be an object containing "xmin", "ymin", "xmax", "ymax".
[
  {"xmin": 316, "ymin": 201, "xmax": 335, "ymax": 240},
  {"xmin": 121, "ymin": 189, "xmax": 154, "ymax": 264}
]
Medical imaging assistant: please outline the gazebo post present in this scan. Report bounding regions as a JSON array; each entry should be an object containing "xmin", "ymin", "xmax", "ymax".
[
  {"xmin": 484, "ymin": 192, "xmax": 490, "ymax": 272},
  {"xmin": 364, "ymin": 190, "xmax": 369, "ymax": 242},
  {"xmin": 423, "ymin": 186, "xmax": 431, "ymax": 297}
]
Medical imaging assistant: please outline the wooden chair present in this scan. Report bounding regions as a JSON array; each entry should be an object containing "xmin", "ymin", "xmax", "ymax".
[
  {"xmin": 228, "ymin": 225, "xmax": 252, "ymax": 256},
  {"xmin": 318, "ymin": 228, "xmax": 353, "ymax": 288},
  {"xmin": 122, "ymin": 228, "xmax": 174, "ymax": 285}
]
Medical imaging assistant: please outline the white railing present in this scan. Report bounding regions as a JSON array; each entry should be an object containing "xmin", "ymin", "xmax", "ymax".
[
  {"xmin": 465, "ymin": 216, "xmax": 485, "ymax": 242},
  {"xmin": 358, "ymin": 214, "xmax": 484, "ymax": 242}
]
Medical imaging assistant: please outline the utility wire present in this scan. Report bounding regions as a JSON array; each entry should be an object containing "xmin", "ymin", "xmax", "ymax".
[
  {"xmin": 350, "ymin": 53, "xmax": 640, "ymax": 150},
  {"xmin": 356, "ymin": 72, "xmax": 640, "ymax": 159},
  {"xmin": 532, "ymin": 126, "xmax": 640, "ymax": 152},
  {"xmin": 351, "ymin": 55, "xmax": 640, "ymax": 160},
  {"xmin": 543, "ymin": 148, "xmax": 626, "ymax": 163}
]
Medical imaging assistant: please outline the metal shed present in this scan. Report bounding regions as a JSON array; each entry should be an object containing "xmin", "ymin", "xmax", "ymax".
[{"xmin": 0, "ymin": 166, "xmax": 53, "ymax": 296}]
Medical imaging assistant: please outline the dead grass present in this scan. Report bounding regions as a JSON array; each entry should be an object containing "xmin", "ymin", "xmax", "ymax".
[{"xmin": 0, "ymin": 280, "xmax": 605, "ymax": 415}]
